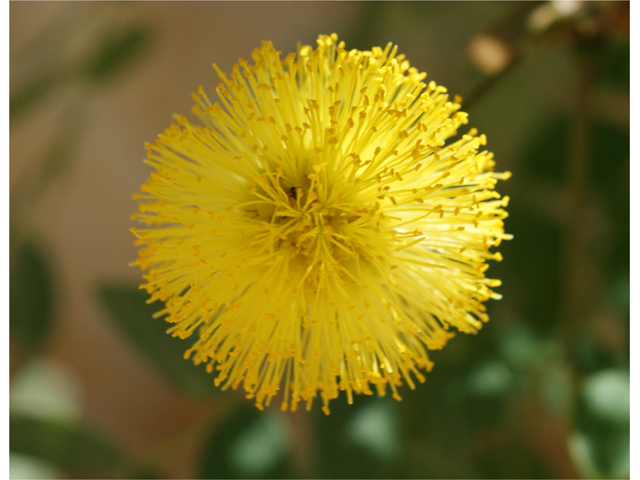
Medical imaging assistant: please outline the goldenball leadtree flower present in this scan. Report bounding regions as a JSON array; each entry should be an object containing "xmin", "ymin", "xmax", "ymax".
[{"xmin": 131, "ymin": 34, "xmax": 511, "ymax": 414}]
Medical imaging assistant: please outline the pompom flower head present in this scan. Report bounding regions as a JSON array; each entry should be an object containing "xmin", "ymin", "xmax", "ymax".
[{"xmin": 131, "ymin": 34, "xmax": 511, "ymax": 414}]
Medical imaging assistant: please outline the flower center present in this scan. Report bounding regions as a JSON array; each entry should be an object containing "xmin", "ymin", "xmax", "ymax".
[{"xmin": 240, "ymin": 167, "xmax": 383, "ymax": 279}]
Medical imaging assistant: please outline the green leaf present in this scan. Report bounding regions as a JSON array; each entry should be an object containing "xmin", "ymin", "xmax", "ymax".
[
  {"xmin": 498, "ymin": 204, "xmax": 563, "ymax": 331},
  {"xmin": 199, "ymin": 405, "xmax": 295, "ymax": 479},
  {"xmin": 10, "ymin": 240, "xmax": 54, "ymax": 352},
  {"xmin": 345, "ymin": 397, "xmax": 400, "ymax": 462},
  {"xmin": 570, "ymin": 428, "xmax": 629, "ymax": 479},
  {"xmin": 97, "ymin": 284, "xmax": 219, "ymax": 396},
  {"xmin": 129, "ymin": 468, "xmax": 163, "ymax": 479},
  {"xmin": 466, "ymin": 360, "xmax": 513, "ymax": 396},
  {"xmin": 610, "ymin": 274, "xmax": 630, "ymax": 314},
  {"xmin": 574, "ymin": 369, "xmax": 630, "ymax": 477},
  {"xmin": 10, "ymin": 358, "xmax": 83, "ymax": 422},
  {"xmin": 582, "ymin": 369, "xmax": 630, "ymax": 424},
  {"xmin": 10, "ymin": 453, "xmax": 63, "ymax": 479},
  {"xmin": 599, "ymin": 36, "xmax": 630, "ymax": 88},
  {"xmin": 498, "ymin": 324, "xmax": 543, "ymax": 370},
  {"xmin": 83, "ymin": 26, "xmax": 152, "ymax": 82},
  {"xmin": 32, "ymin": 108, "xmax": 86, "ymax": 200},
  {"xmin": 315, "ymin": 396, "xmax": 400, "ymax": 478},
  {"xmin": 10, "ymin": 71, "xmax": 61, "ymax": 122},
  {"xmin": 10, "ymin": 415, "xmax": 124, "ymax": 476}
]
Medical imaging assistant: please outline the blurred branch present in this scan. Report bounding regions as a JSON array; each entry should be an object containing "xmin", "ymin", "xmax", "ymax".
[
  {"xmin": 463, "ymin": 2, "xmax": 626, "ymax": 111},
  {"xmin": 136, "ymin": 405, "xmax": 224, "ymax": 478},
  {"xmin": 286, "ymin": 410, "xmax": 315, "ymax": 477},
  {"xmin": 518, "ymin": 398, "xmax": 580, "ymax": 478},
  {"xmin": 560, "ymin": 44, "xmax": 598, "ymax": 416},
  {"xmin": 555, "ymin": 3, "xmax": 617, "ymax": 431},
  {"xmin": 463, "ymin": 53, "xmax": 522, "ymax": 111},
  {"xmin": 463, "ymin": 2, "xmax": 542, "ymax": 110}
]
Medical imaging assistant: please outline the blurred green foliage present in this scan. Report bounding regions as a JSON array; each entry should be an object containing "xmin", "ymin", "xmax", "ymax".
[
  {"xmin": 10, "ymin": 415, "xmax": 125, "ymax": 476},
  {"xmin": 82, "ymin": 25, "xmax": 152, "ymax": 82},
  {"xmin": 599, "ymin": 36, "xmax": 630, "ymax": 88},
  {"xmin": 11, "ymin": 16, "xmax": 152, "ymax": 121},
  {"xmin": 199, "ymin": 406, "xmax": 294, "ymax": 479},
  {"xmin": 314, "ymin": 396, "xmax": 401, "ymax": 479},
  {"xmin": 10, "ymin": 71, "xmax": 63, "ymax": 123},
  {"xmin": 98, "ymin": 285, "xmax": 221, "ymax": 397},
  {"xmin": 10, "ymin": 7, "xmax": 157, "ymax": 478},
  {"xmin": 10, "ymin": 241, "xmax": 54, "ymax": 353}
]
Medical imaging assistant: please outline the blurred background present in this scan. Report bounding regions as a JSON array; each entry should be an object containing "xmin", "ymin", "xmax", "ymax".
[{"xmin": 9, "ymin": 2, "xmax": 630, "ymax": 478}]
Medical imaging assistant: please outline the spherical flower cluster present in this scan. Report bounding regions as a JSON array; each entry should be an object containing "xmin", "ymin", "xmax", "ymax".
[{"xmin": 131, "ymin": 34, "xmax": 511, "ymax": 414}]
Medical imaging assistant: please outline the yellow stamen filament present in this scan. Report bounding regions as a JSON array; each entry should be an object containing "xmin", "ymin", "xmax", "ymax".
[{"xmin": 133, "ymin": 34, "xmax": 511, "ymax": 413}]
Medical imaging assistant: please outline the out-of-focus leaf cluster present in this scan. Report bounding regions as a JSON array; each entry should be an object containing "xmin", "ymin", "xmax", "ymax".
[
  {"xmin": 10, "ymin": 5, "xmax": 155, "ymax": 478},
  {"xmin": 11, "ymin": 5, "xmax": 152, "ymax": 122},
  {"xmin": 98, "ymin": 286, "xmax": 221, "ymax": 397}
]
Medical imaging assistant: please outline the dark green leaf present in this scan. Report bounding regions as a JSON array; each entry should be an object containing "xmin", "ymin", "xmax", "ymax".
[
  {"xmin": 499, "ymin": 204, "xmax": 563, "ymax": 332},
  {"xmin": 31, "ymin": 108, "xmax": 87, "ymax": 202},
  {"xmin": 10, "ymin": 415, "xmax": 124, "ymax": 475},
  {"xmin": 571, "ymin": 427, "xmax": 629, "ymax": 478},
  {"xmin": 97, "ymin": 284, "xmax": 219, "ymax": 396},
  {"xmin": 315, "ymin": 396, "xmax": 401, "ymax": 479},
  {"xmin": 84, "ymin": 26, "xmax": 152, "ymax": 82},
  {"xmin": 10, "ymin": 71, "xmax": 60, "ymax": 122},
  {"xmin": 10, "ymin": 240, "xmax": 54, "ymax": 352},
  {"xmin": 343, "ymin": 2, "xmax": 388, "ymax": 52},
  {"xmin": 199, "ymin": 405, "xmax": 295, "ymax": 479},
  {"xmin": 475, "ymin": 433, "xmax": 553, "ymax": 480},
  {"xmin": 582, "ymin": 370, "xmax": 629, "ymax": 425},
  {"xmin": 521, "ymin": 115, "xmax": 629, "ymax": 188},
  {"xmin": 520, "ymin": 114, "xmax": 630, "ymax": 302},
  {"xmin": 611, "ymin": 274, "xmax": 630, "ymax": 314},
  {"xmin": 521, "ymin": 115, "xmax": 570, "ymax": 184},
  {"xmin": 129, "ymin": 468, "xmax": 163, "ymax": 479},
  {"xmin": 574, "ymin": 369, "xmax": 630, "ymax": 477},
  {"xmin": 598, "ymin": 36, "xmax": 630, "ymax": 88},
  {"xmin": 466, "ymin": 360, "xmax": 513, "ymax": 396}
]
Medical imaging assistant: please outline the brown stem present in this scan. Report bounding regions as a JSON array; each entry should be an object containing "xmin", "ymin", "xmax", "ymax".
[
  {"xmin": 560, "ymin": 46, "xmax": 597, "ymax": 428},
  {"xmin": 463, "ymin": 53, "xmax": 522, "ymax": 111},
  {"xmin": 462, "ymin": 1, "xmax": 543, "ymax": 110}
]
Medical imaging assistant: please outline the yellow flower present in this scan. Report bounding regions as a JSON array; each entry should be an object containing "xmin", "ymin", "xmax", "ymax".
[{"xmin": 131, "ymin": 34, "xmax": 511, "ymax": 414}]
